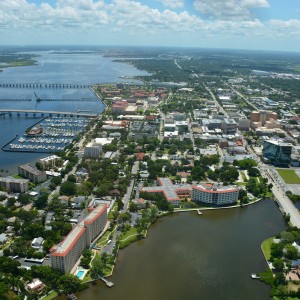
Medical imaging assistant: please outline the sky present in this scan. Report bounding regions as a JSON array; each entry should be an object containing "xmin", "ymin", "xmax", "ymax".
[{"xmin": 0, "ymin": 0, "xmax": 299, "ymax": 52}]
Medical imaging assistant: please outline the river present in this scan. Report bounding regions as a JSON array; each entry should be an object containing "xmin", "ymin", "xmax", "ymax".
[
  {"xmin": 0, "ymin": 48, "xmax": 149, "ymax": 173},
  {"xmin": 71, "ymin": 200, "xmax": 286, "ymax": 300}
]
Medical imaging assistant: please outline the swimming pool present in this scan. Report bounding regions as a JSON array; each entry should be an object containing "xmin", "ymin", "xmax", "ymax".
[{"xmin": 76, "ymin": 270, "xmax": 85, "ymax": 279}]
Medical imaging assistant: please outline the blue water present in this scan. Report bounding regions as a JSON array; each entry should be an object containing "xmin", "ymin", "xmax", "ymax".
[
  {"xmin": 0, "ymin": 48, "xmax": 149, "ymax": 173},
  {"xmin": 76, "ymin": 270, "xmax": 85, "ymax": 279}
]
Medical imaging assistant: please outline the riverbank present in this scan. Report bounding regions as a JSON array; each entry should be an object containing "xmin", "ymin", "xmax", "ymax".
[
  {"xmin": 260, "ymin": 227, "xmax": 300, "ymax": 299},
  {"xmin": 71, "ymin": 201, "xmax": 286, "ymax": 300},
  {"xmin": 174, "ymin": 198, "xmax": 262, "ymax": 213}
]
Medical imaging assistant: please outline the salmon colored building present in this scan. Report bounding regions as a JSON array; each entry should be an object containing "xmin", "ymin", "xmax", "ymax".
[{"xmin": 50, "ymin": 204, "xmax": 107, "ymax": 273}]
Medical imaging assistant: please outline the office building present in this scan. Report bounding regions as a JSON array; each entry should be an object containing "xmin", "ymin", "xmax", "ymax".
[
  {"xmin": 250, "ymin": 110, "xmax": 278, "ymax": 128},
  {"xmin": 263, "ymin": 140, "xmax": 292, "ymax": 166}
]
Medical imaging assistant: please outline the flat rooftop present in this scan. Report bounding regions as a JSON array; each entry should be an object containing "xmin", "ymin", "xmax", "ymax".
[
  {"xmin": 51, "ymin": 204, "xmax": 106, "ymax": 256},
  {"xmin": 0, "ymin": 177, "xmax": 29, "ymax": 183},
  {"xmin": 51, "ymin": 223, "xmax": 86, "ymax": 256},
  {"xmin": 264, "ymin": 140, "xmax": 292, "ymax": 147},
  {"xmin": 141, "ymin": 177, "xmax": 191, "ymax": 201},
  {"xmin": 18, "ymin": 165, "xmax": 45, "ymax": 176},
  {"xmin": 84, "ymin": 204, "xmax": 106, "ymax": 225}
]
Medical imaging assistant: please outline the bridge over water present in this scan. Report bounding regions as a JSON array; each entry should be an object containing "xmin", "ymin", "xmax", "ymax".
[
  {"xmin": 0, "ymin": 98, "xmax": 99, "ymax": 102},
  {"xmin": 0, "ymin": 83, "xmax": 92, "ymax": 89},
  {"xmin": 0, "ymin": 109, "xmax": 98, "ymax": 118}
]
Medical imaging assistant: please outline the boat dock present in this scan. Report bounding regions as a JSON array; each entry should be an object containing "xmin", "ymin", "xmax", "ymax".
[{"xmin": 100, "ymin": 277, "xmax": 114, "ymax": 287}]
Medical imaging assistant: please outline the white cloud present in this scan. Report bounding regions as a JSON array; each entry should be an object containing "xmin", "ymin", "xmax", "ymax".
[
  {"xmin": 159, "ymin": 0, "xmax": 184, "ymax": 9},
  {"xmin": 193, "ymin": 0, "xmax": 269, "ymax": 20},
  {"xmin": 0, "ymin": 0, "xmax": 299, "ymax": 50}
]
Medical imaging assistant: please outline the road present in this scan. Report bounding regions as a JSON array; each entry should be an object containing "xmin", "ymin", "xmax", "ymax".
[
  {"xmin": 257, "ymin": 164, "xmax": 300, "ymax": 228},
  {"xmin": 203, "ymin": 83, "xmax": 229, "ymax": 117},
  {"xmin": 241, "ymin": 133, "xmax": 300, "ymax": 228},
  {"xmin": 227, "ymin": 84, "xmax": 258, "ymax": 111},
  {"xmin": 158, "ymin": 108, "xmax": 165, "ymax": 142},
  {"xmin": 187, "ymin": 114, "xmax": 195, "ymax": 151}
]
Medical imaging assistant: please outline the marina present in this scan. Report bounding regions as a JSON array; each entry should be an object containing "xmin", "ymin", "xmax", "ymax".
[{"xmin": 2, "ymin": 116, "xmax": 91, "ymax": 153}]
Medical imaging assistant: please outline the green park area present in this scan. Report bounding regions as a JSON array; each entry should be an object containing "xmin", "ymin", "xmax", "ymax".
[
  {"xmin": 261, "ymin": 236, "xmax": 274, "ymax": 260},
  {"xmin": 276, "ymin": 169, "xmax": 300, "ymax": 184}
]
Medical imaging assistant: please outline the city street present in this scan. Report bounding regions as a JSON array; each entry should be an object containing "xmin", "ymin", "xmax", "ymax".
[{"xmin": 258, "ymin": 165, "xmax": 300, "ymax": 228}]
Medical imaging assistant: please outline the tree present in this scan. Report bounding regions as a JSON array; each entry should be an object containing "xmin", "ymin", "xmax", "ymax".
[
  {"xmin": 248, "ymin": 168, "xmax": 260, "ymax": 177},
  {"xmin": 35, "ymin": 161, "xmax": 43, "ymax": 171},
  {"xmin": 118, "ymin": 212, "xmax": 131, "ymax": 224},
  {"xmin": 50, "ymin": 176, "xmax": 62, "ymax": 187},
  {"xmin": 90, "ymin": 255, "xmax": 104, "ymax": 279},
  {"xmin": 273, "ymin": 258, "xmax": 285, "ymax": 271},
  {"xmin": 271, "ymin": 242, "xmax": 284, "ymax": 259},
  {"xmin": 238, "ymin": 189, "xmax": 247, "ymax": 200},
  {"xmin": 60, "ymin": 181, "xmax": 76, "ymax": 196},
  {"xmin": 67, "ymin": 174, "xmax": 76, "ymax": 183},
  {"xmin": 191, "ymin": 166, "xmax": 205, "ymax": 181},
  {"xmin": 285, "ymin": 245, "xmax": 298, "ymax": 260},
  {"xmin": 0, "ymin": 257, "xmax": 21, "ymax": 276},
  {"xmin": 6, "ymin": 197, "xmax": 16, "ymax": 208},
  {"xmin": 18, "ymin": 193, "xmax": 31, "ymax": 205},
  {"xmin": 274, "ymin": 272, "xmax": 286, "ymax": 286},
  {"xmin": 95, "ymin": 184, "xmax": 109, "ymax": 197},
  {"xmin": 35, "ymin": 193, "xmax": 49, "ymax": 209},
  {"xmin": 0, "ymin": 282, "xmax": 9, "ymax": 300},
  {"xmin": 207, "ymin": 169, "xmax": 218, "ymax": 181},
  {"xmin": 129, "ymin": 201, "xmax": 138, "ymax": 212},
  {"xmin": 58, "ymin": 274, "xmax": 81, "ymax": 294},
  {"xmin": 234, "ymin": 158, "xmax": 257, "ymax": 170}
]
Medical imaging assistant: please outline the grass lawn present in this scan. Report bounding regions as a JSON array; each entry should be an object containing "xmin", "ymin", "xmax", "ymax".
[
  {"xmin": 261, "ymin": 237, "xmax": 274, "ymax": 260},
  {"xmin": 119, "ymin": 226, "xmax": 139, "ymax": 249},
  {"xmin": 108, "ymin": 203, "xmax": 118, "ymax": 220},
  {"xmin": 120, "ymin": 226, "xmax": 138, "ymax": 240},
  {"xmin": 97, "ymin": 230, "xmax": 113, "ymax": 247},
  {"xmin": 276, "ymin": 169, "xmax": 300, "ymax": 184},
  {"xmin": 240, "ymin": 171, "xmax": 247, "ymax": 182},
  {"xmin": 40, "ymin": 290, "xmax": 58, "ymax": 300},
  {"xmin": 82, "ymin": 273, "xmax": 92, "ymax": 283}
]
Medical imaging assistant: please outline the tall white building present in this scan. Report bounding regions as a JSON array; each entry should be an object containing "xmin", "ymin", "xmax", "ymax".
[
  {"xmin": 84, "ymin": 138, "xmax": 113, "ymax": 158},
  {"xmin": 39, "ymin": 155, "xmax": 59, "ymax": 170},
  {"xmin": 84, "ymin": 142, "xmax": 102, "ymax": 158},
  {"xmin": 50, "ymin": 204, "xmax": 107, "ymax": 273},
  {"xmin": 192, "ymin": 184, "xmax": 238, "ymax": 206}
]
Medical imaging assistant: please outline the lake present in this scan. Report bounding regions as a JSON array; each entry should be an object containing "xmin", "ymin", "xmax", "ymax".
[{"xmin": 73, "ymin": 200, "xmax": 286, "ymax": 300}]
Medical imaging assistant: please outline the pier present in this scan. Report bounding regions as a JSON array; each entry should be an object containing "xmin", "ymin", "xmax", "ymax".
[
  {"xmin": 100, "ymin": 277, "xmax": 114, "ymax": 287},
  {"xmin": 0, "ymin": 109, "xmax": 98, "ymax": 118},
  {"xmin": 0, "ymin": 83, "xmax": 91, "ymax": 89}
]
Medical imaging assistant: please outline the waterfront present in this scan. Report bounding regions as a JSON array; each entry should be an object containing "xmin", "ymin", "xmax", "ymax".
[
  {"xmin": 72, "ymin": 200, "xmax": 286, "ymax": 300},
  {"xmin": 4, "ymin": 116, "xmax": 90, "ymax": 153},
  {"xmin": 0, "ymin": 48, "xmax": 149, "ymax": 172}
]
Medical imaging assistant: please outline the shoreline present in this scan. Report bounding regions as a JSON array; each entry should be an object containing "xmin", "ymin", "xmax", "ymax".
[{"xmin": 174, "ymin": 198, "xmax": 262, "ymax": 213}]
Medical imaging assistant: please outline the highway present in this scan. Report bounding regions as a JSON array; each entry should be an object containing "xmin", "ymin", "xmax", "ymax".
[{"xmin": 261, "ymin": 166, "xmax": 300, "ymax": 228}]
